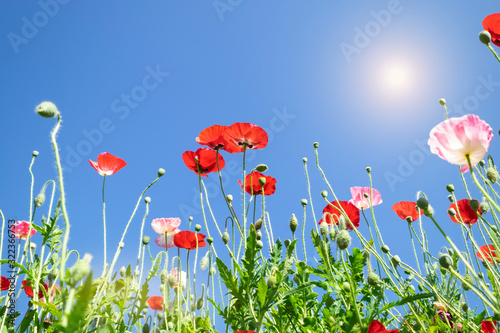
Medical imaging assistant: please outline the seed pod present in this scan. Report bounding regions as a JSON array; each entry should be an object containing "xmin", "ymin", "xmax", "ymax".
[
  {"xmin": 209, "ymin": 267, "xmax": 216, "ymax": 276},
  {"xmin": 313, "ymin": 142, "xmax": 319, "ymax": 148},
  {"xmin": 469, "ymin": 199, "xmax": 479, "ymax": 211},
  {"xmin": 206, "ymin": 237, "xmax": 213, "ymax": 245},
  {"xmin": 284, "ymin": 239, "xmax": 291, "ymax": 248},
  {"xmin": 439, "ymin": 98, "xmax": 446, "ymax": 106},
  {"xmin": 336, "ymin": 230, "xmax": 351, "ymax": 250},
  {"xmin": 480, "ymin": 202, "xmax": 489, "ymax": 214},
  {"xmin": 301, "ymin": 199, "xmax": 308, "ymax": 206},
  {"xmin": 446, "ymin": 184, "xmax": 455, "ymax": 193},
  {"xmin": 416, "ymin": 197, "xmax": 429, "ymax": 210},
  {"xmin": 480, "ymin": 30, "xmax": 492, "ymax": 44},
  {"xmin": 258, "ymin": 177, "xmax": 266, "ymax": 187},
  {"xmin": 448, "ymin": 208, "xmax": 456, "ymax": 217},
  {"xmin": 321, "ymin": 190, "xmax": 328, "ymax": 198},
  {"xmin": 142, "ymin": 236, "xmax": 150, "ymax": 245},
  {"xmin": 226, "ymin": 194, "xmax": 233, "ymax": 203},
  {"xmin": 195, "ymin": 224, "xmax": 202, "ymax": 232},
  {"xmin": 461, "ymin": 302, "xmax": 469, "ymax": 312}
]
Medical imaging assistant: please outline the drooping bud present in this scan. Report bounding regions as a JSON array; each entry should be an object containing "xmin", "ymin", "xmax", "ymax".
[
  {"xmin": 66, "ymin": 253, "xmax": 92, "ymax": 288},
  {"xmin": 391, "ymin": 255, "xmax": 401, "ymax": 267},
  {"xmin": 160, "ymin": 270, "xmax": 168, "ymax": 284},
  {"xmin": 469, "ymin": 199, "xmax": 479, "ymax": 211},
  {"xmin": 222, "ymin": 232, "xmax": 230, "ymax": 245},
  {"xmin": 439, "ymin": 253, "xmax": 453, "ymax": 269},
  {"xmin": 157, "ymin": 168, "xmax": 165, "ymax": 177},
  {"xmin": 289, "ymin": 214, "xmax": 298, "ymax": 233},
  {"xmin": 448, "ymin": 208, "xmax": 456, "ymax": 217},
  {"xmin": 336, "ymin": 230, "xmax": 351, "ymax": 250},
  {"xmin": 255, "ymin": 218, "xmax": 263, "ymax": 230},
  {"xmin": 293, "ymin": 274, "xmax": 300, "ymax": 285},
  {"xmin": 416, "ymin": 197, "xmax": 429, "ymax": 211},
  {"xmin": 258, "ymin": 177, "xmax": 266, "ymax": 187},
  {"xmin": 367, "ymin": 272, "xmax": 381, "ymax": 286},
  {"xmin": 342, "ymin": 282, "xmax": 351, "ymax": 293},
  {"xmin": 226, "ymin": 194, "xmax": 233, "ymax": 203},
  {"xmin": 119, "ymin": 266, "xmax": 126, "ymax": 277},
  {"xmin": 301, "ymin": 199, "xmax": 308, "ymax": 206},
  {"xmin": 34, "ymin": 193, "xmax": 45, "ymax": 208},
  {"xmin": 36, "ymin": 101, "xmax": 59, "ymax": 118},
  {"xmin": 195, "ymin": 224, "xmax": 202, "ymax": 232},
  {"xmin": 487, "ymin": 167, "xmax": 499, "ymax": 183},
  {"xmin": 142, "ymin": 236, "xmax": 150, "ymax": 245},
  {"xmin": 481, "ymin": 202, "xmax": 489, "ymax": 214},
  {"xmin": 462, "ymin": 273, "xmax": 473, "ymax": 291},
  {"xmin": 168, "ymin": 275, "xmax": 176, "ymax": 288},
  {"xmin": 284, "ymin": 239, "xmax": 291, "ymax": 248},
  {"xmin": 381, "ymin": 245, "xmax": 390, "ymax": 254},
  {"xmin": 446, "ymin": 184, "xmax": 454, "ymax": 193},
  {"xmin": 439, "ymin": 98, "xmax": 446, "ymax": 106},
  {"xmin": 255, "ymin": 164, "xmax": 268, "ymax": 172},
  {"xmin": 319, "ymin": 223, "xmax": 329, "ymax": 237},
  {"xmin": 196, "ymin": 297, "xmax": 203, "ymax": 310},
  {"xmin": 200, "ymin": 254, "xmax": 209, "ymax": 270},
  {"xmin": 329, "ymin": 229, "xmax": 336, "ymax": 241}
]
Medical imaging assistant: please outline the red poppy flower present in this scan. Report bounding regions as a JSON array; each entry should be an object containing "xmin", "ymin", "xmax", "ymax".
[
  {"xmin": 483, "ymin": 14, "xmax": 500, "ymax": 47},
  {"xmin": 173, "ymin": 231, "xmax": 207, "ymax": 250},
  {"xmin": 223, "ymin": 123, "xmax": 268, "ymax": 153},
  {"xmin": 477, "ymin": 245, "xmax": 499, "ymax": 263},
  {"xmin": 89, "ymin": 152, "xmax": 127, "ymax": 176},
  {"xmin": 367, "ymin": 320, "xmax": 399, "ymax": 333},
  {"xmin": 182, "ymin": 148, "xmax": 225, "ymax": 177},
  {"xmin": 481, "ymin": 320, "xmax": 497, "ymax": 333},
  {"xmin": 392, "ymin": 201, "xmax": 422, "ymax": 222},
  {"xmin": 1, "ymin": 276, "xmax": 10, "ymax": 291},
  {"xmin": 318, "ymin": 201, "xmax": 360, "ymax": 230},
  {"xmin": 146, "ymin": 296, "xmax": 164, "ymax": 311},
  {"xmin": 22, "ymin": 280, "xmax": 60, "ymax": 303},
  {"xmin": 448, "ymin": 199, "xmax": 482, "ymax": 225},
  {"xmin": 238, "ymin": 171, "xmax": 276, "ymax": 196},
  {"xmin": 195, "ymin": 125, "xmax": 238, "ymax": 153},
  {"xmin": 234, "ymin": 331, "xmax": 258, "ymax": 333}
]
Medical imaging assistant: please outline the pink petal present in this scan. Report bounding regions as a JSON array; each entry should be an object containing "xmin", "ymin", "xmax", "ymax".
[{"xmin": 151, "ymin": 218, "xmax": 181, "ymax": 234}]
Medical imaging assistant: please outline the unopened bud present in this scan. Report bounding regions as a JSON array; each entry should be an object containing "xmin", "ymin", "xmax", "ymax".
[
  {"xmin": 366, "ymin": 166, "xmax": 371, "ymax": 173},
  {"xmin": 195, "ymin": 224, "xmax": 202, "ymax": 232},
  {"xmin": 119, "ymin": 266, "xmax": 126, "ymax": 277},
  {"xmin": 469, "ymin": 199, "xmax": 479, "ymax": 211},
  {"xmin": 439, "ymin": 253, "xmax": 453, "ymax": 269},
  {"xmin": 342, "ymin": 282, "xmax": 351, "ymax": 293},
  {"xmin": 423, "ymin": 205, "xmax": 434, "ymax": 217},
  {"xmin": 255, "ymin": 164, "xmax": 268, "ymax": 172},
  {"xmin": 461, "ymin": 302, "xmax": 469, "ymax": 312},
  {"xmin": 481, "ymin": 202, "xmax": 489, "ymax": 214},
  {"xmin": 301, "ymin": 199, "xmax": 308, "ymax": 206},
  {"xmin": 142, "ymin": 236, "xmax": 150, "ymax": 245},
  {"xmin": 391, "ymin": 255, "xmax": 401, "ymax": 267},
  {"xmin": 321, "ymin": 190, "xmax": 328, "ymax": 198},
  {"xmin": 144, "ymin": 197, "xmax": 151, "ymax": 204},
  {"xmin": 284, "ymin": 239, "xmax": 291, "ymax": 248},
  {"xmin": 416, "ymin": 197, "xmax": 429, "ymax": 211},
  {"xmin": 448, "ymin": 195, "xmax": 454, "ymax": 203},
  {"xmin": 446, "ymin": 184, "xmax": 454, "ymax": 193},
  {"xmin": 168, "ymin": 275, "xmax": 176, "ymax": 288},
  {"xmin": 32, "ymin": 150, "xmax": 39, "ymax": 157},
  {"xmin": 157, "ymin": 168, "xmax": 165, "ymax": 177},
  {"xmin": 226, "ymin": 194, "xmax": 233, "ymax": 203},
  {"xmin": 157, "ymin": 312, "xmax": 163, "ymax": 321},
  {"xmin": 196, "ymin": 297, "xmax": 203, "ymax": 310},
  {"xmin": 486, "ymin": 167, "xmax": 499, "ymax": 183},
  {"xmin": 289, "ymin": 214, "xmax": 298, "ymax": 233},
  {"xmin": 200, "ymin": 255, "xmax": 209, "ymax": 270},
  {"xmin": 66, "ymin": 254, "xmax": 92, "ymax": 288},
  {"xmin": 160, "ymin": 270, "xmax": 168, "ymax": 284},
  {"xmin": 479, "ymin": 160, "xmax": 486, "ymax": 167},
  {"xmin": 367, "ymin": 272, "xmax": 381, "ymax": 286},
  {"xmin": 439, "ymin": 98, "xmax": 446, "ymax": 106},
  {"xmin": 448, "ymin": 208, "xmax": 456, "ymax": 217},
  {"xmin": 206, "ymin": 237, "xmax": 213, "ymax": 245},
  {"xmin": 255, "ymin": 218, "xmax": 263, "ymax": 230},
  {"xmin": 209, "ymin": 267, "xmax": 216, "ymax": 276},
  {"xmin": 329, "ymin": 229, "xmax": 336, "ymax": 241},
  {"xmin": 267, "ymin": 275, "xmax": 277, "ymax": 288},
  {"xmin": 189, "ymin": 216, "xmax": 193, "ymax": 222},
  {"xmin": 256, "ymin": 230, "xmax": 262, "ymax": 240},
  {"xmin": 336, "ymin": 230, "xmax": 351, "ymax": 250},
  {"xmin": 320, "ymin": 223, "xmax": 329, "ymax": 237},
  {"xmin": 222, "ymin": 232, "xmax": 230, "ymax": 245},
  {"xmin": 313, "ymin": 142, "xmax": 319, "ymax": 148},
  {"xmin": 36, "ymin": 101, "xmax": 59, "ymax": 118},
  {"xmin": 302, "ymin": 157, "xmax": 307, "ymax": 163},
  {"xmin": 381, "ymin": 245, "xmax": 390, "ymax": 254},
  {"xmin": 256, "ymin": 240, "xmax": 263, "ymax": 249},
  {"xmin": 258, "ymin": 177, "xmax": 266, "ymax": 187},
  {"xmin": 34, "ymin": 193, "xmax": 45, "ymax": 208},
  {"xmin": 462, "ymin": 273, "xmax": 473, "ymax": 291}
]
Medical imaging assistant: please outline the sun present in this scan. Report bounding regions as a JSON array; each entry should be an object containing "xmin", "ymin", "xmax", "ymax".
[{"xmin": 377, "ymin": 59, "xmax": 416, "ymax": 97}]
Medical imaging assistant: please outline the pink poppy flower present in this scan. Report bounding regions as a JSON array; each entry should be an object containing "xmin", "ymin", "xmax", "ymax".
[
  {"xmin": 151, "ymin": 218, "xmax": 181, "ymax": 249},
  {"xmin": 89, "ymin": 152, "xmax": 127, "ymax": 176},
  {"xmin": 349, "ymin": 187, "xmax": 382, "ymax": 210},
  {"xmin": 10, "ymin": 221, "xmax": 36, "ymax": 239},
  {"xmin": 428, "ymin": 114, "xmax": 493, "ymax": 172}
]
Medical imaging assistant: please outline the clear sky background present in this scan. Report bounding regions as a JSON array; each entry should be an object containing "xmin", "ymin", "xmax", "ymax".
[{"xmin": 1, "ymin": 0, "xmax": 500, "ymax": 328}]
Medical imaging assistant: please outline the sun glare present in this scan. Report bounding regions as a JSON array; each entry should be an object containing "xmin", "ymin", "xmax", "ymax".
[{"xmin": 377, "ymin": 60, "xmax": 415, "ymax": 97}]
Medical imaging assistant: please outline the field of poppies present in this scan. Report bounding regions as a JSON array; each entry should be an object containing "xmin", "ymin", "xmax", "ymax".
[{"xmin": 2, "ymin": 13, "xmax": 500, "ymax": 333}]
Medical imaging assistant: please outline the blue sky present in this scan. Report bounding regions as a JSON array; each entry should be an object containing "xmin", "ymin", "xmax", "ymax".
[{"xmin": 1, "ymin": 0, "xmax": 500, "ymax": 328}]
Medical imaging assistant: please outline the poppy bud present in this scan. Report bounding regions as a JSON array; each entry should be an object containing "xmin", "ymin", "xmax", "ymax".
[
  {"xmin": 342, "ymin": 282, "xmax": 351, "ymax": 293},
  {"xmin": 168, "ymin": 275, "xmax": 176, "ymax": 288},
  {"xmin": 144, "ymin": 197, "xmax": 151, "ymax": 204},
  {"xmin": 486, "ymin": 167, "xmax": 499, "ymax": 183},
  {"xmin": 143, "ymin": 322, "xmax": 150, "ymax": 333},
  {"xmin": 34, "ymin": 193, "xmax": 45, "ymax": 208},
  {"xmin": 448, "ymin": 208, "xmax": 456, "ymax": 217},
  {"xmin": 134, "ymin": 268, "xmax": 139, "ymax": 277},
  {"xmin": 367, "ymin": 272, "xmax": 381, "ymax": 286},
  {"xmin": 336, "ymin": 230, "xmax": 351, "ymax": 250},
  {"xmin": 416, "ymin": 197, "xmax": 429, "ymax": 210},
  {"xmin": 255, "ymin": 164, "xmax": 268, "ymax": 172},
  {"xmin": 222, "ymin": 232, "xmax": 230, "ymax": 244},
  {"xmin": 381, "ymin": 245, "xmax": 390, "ymax": 254},
  {"xmin": 200, "ymin": 255, "xmax": 209, "ymax": 270},
  {"xmin": 313, "ymin": 142, "xmax": 319, "ymax": 148},
  {"xmin": 267, "ymin": 275, "xmax": 277, "ymax": 288},
  {"xmin": 363, "ymin": 193, "xmax": 369, "ymax": 198},
  {"xmin": 195, "ymin": 224, "xmax": 202, "ymax": 232},
  {"xmin": 30, "ymin": 242, "xmax": 36, "ymax": 250},
  {"xmin": 32, "ymin": 150, "xmax": 39, "ymax": 157},
  {"xmin": 36, "ymin": 101, "xmax": 59, "ymax": 118},
  {"xmin": 167, "ymin": 322, "xmax": 174, "ymax": 330},
  {"xmin": 256, "ymin": 240, "xmax": 263, "ymax": 250},
  {"xmin": 142, "ymin": 236, "xmax": 150, "ymax": 245},
  {"xmin": 439, "ymin": 253, "xmax": 452, "ymax": 269},
  {"xmin": 157, "ymin": 168, "xmax": 165, "ymax": 177},
  {"xmin": 366, "ymin": 166, "xmax": 371, "ymax": 173},
  {"xmin": 439, "ymin": 98, "xmax": 446, "ymax": 106},
  {"xmin": 196, "ymin": 297, "xmax": 203, "ymax": 310},
  {"xmin": 329, "ymin": 229, "xmax": 336, "ymax": 241},
  {"xmin": 255, "ymin": 218, "xmax": 263, "ymax": 230},
  {"xmin": 462, "ymin": 273, "xmax": 473, "ymax": 291},
  {"xmin": 302, "ymin": 157, "xmax": 307, "ymax": 163},
  {"xmin": 226, "ymin": 194, "xmax": 233, "ymax": 203},
  {"xmin": 189, "ymin": 216, "xmax": 193, "ymax": 222},
  {"xmin": 405, "ymin": 216, "xmax": 412, "ymax": 223},
  {"xmin": 404, "ymin": 269, "xmax": 411, "ymax": 275},
  {"xmin": 206, "ymin": 237, "xmax": 213, "ymax": 245},
  {"xmin": 118, "ymin": 242, "xmax": 124, "ymax": 249},
  {"xmin": 258, "ymin": 177, "xmax": 266, "ymax": 187},
  {"xmin": 301, "ymin": 199, "xmax": 308, "ymax": 206},
  {"xmin": 469, "ymin": 199, "xmax": 479, "ymax": 211},
  {"xmin": 325, "ymin": 296, "xmax": 333, "ymax": 307},
  {"xmin": 478, "ymin": 272, "xmax": 484, "ymax": 279},
  {"xmin": 119, "ymin": 266, "xmax": 126, "ymax": 277},
  {"xmin": 423, "ymin": 205, "xmax": 434, "ymax": 217},
  {"xmin": 289, "ymin": 214, "xmax": 298, "ymax": 233},
  {"xmin": 293, "ymin": 274, "xmax": 300, "ymax": 285},
  {"xmin": 66, "ymin": 253, "xmax": 92, "ymax": 288},
  {"xmin": 461, "ymin": 302, "xmax": 468, "ymax": 312},
  {"xmin": 256, "ymin": 230, "xmax": 262, "ymax": 240},
  {"xmin": 161, "ymin": 270, "xmax": 168, "ymax": 284},
  {"xmin": 284, "ymin": 239, "xmax": 291, "ymax": 248},
  {"xmin": 481, "ymin": 202, "xmax": 489, "ymax": 214},
  {"xmin": 157, "ymin": 312, "xmax": 163, "ymax": 321},
  {"xmin": 418, "ymin": 283, "xmax": 423, "ymax": 292},
  {"xmin": 446, "ymin": 184, "xmax": 454, "ymax": 193},
  {"xmin": 321, "ymin": 190, "xmax": 328, "ymax": 198},
  {"xmin": 391, "ymin": 255, "xmax": 401, "ymax": 267},
  {"xmin": 209, "ymin": 267, "xmax": 216, "ymax": 276},
  {"xmin": 320, "ymin": 223, "xmax": 329, "ymax": 237},
  {"xmin": 479, "ymin": 160, "xmax": 486, "ymax": 167}
]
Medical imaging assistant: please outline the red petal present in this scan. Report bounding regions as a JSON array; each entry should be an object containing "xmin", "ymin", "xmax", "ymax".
[
  {"xmin": 146, "ymin": 296, "xmax": 164, "ymax": 311},
  {"xmin": 196, "ymin": 125, "xmax": 228, "ymax": 149},
  {"xmin": 22, "ymin": 280, "xmax": 34, "ymax": 298},
  {"xmin": 96, "ymin": 152, "xmax": 127, "ymax": 176},
  {"xmin": 392, "ymin": 201, "xmax": 422, "ymax": 222},
  {"xmin": 448, "ymin": 199, "xmax": 482, "ymax": 225},
  {"xmin": 481, "ymin": 320, "xmax": 497, "ymax": 333},
  {"xmin": 483, "ymin": 14, "xmax": 500, "ymax": 46},
  {"xmin": 320, "ymin": 201, "xmax": 360, "ymax": 230},
  {"xmin": 477, "ymin": 244, "xmax": 499, "ymax": 263},
  {"xmin": 1, "ymin": 276, "xmax": 10, "ymax": 291}
]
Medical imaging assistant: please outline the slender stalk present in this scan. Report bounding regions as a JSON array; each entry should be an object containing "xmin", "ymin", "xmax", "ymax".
[{"xmin": 102, "ymin": 175, "xmax": 107, "ymax": 277}]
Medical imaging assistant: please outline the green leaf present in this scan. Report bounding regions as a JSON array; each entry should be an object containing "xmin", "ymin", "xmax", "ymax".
[
  {"xmin": 31, "ymin": 301, "xmax": 62, "ymax": 318},
  {"xmin": 257, "ymin": 277, "xmax": 267, "ymax": 307},
  {"xmin": 96, "ymin": 324, "xmax": 116, "ymax": 333},
  {"xmin": 18, "ymin": 310, "xmax": 36, "ymax": 333}
]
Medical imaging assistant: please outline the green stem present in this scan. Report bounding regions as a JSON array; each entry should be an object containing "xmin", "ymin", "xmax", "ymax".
[{"xmin": 102, "ymin": 175, "xmax": 107, "ymax": 277}]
